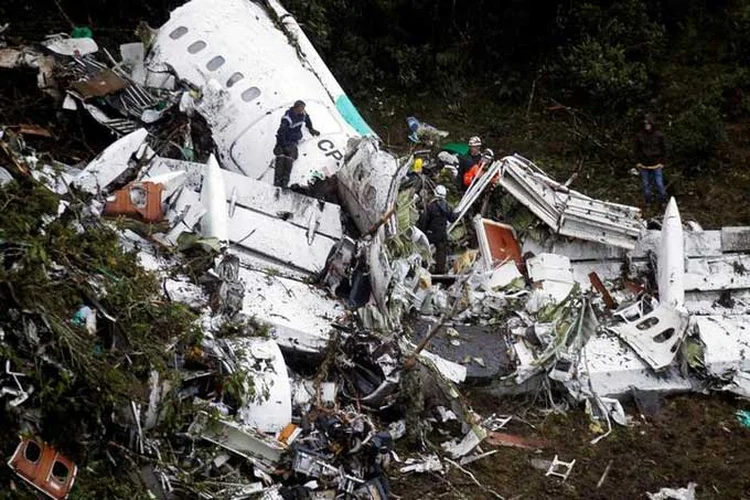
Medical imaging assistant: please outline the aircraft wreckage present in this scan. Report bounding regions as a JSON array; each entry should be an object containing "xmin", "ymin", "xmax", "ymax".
[{"xmin": 1, "ymin": 0, "xmax": 750, "ymax": 497}]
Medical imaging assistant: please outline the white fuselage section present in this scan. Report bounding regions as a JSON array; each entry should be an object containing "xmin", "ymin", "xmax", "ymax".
[{"xmin": 146, "ymin": 0, "xmax": 375, "ymax": 186}]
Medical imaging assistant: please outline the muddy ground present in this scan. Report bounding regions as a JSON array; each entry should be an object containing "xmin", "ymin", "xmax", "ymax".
[
  {"xmin": 2, "ymin": 7, "xmax": 750, "ymax": 500},
  {"xmin": 391, "ymin": 394, "xmax": 750, "ymax": 499}
]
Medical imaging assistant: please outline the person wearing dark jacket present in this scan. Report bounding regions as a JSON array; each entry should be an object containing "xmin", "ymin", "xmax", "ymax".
[
  {"xmin": 420, "ymin": 185, "xmax": 458, "ymax": 274},
  {"xmin": 456, "ymin": 136, "xmax": 483, "ymax": 191},
  {"xmin": 634, "ymin": 114, "xmax": 667, "ymax": 205},
  {"xmin": 273, "ymin": 100, "xmax": 320, "ymax": 188}
]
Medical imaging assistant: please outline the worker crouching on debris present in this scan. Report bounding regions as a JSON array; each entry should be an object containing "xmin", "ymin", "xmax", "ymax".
[
  {"xmin": 419, "ymin": 185, "xmax": 457, "ymax": 274},
  {"xmin": 457, "ymin": 136, "xmax": 483, "ymax": 190},
  {"xmin": 273, "ymin": 100, "xmax": 320, "ymax": 188},
  {"xmin": 634, "ymin": 113, "xmax": 667, "ymax": 206}
]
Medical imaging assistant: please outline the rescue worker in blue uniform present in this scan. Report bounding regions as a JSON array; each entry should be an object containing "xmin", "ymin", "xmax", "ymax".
[{"xmin": 273, "ymin": 100, "xmax": 320, "ymax": 188}]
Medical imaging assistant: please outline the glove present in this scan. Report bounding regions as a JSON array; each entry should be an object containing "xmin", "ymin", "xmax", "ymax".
[{"xmin": 310, "ymin": 129, "xmax": 321, "ymax": 137}]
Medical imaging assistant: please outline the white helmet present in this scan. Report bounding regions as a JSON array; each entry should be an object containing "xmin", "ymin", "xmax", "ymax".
[
  {"xmin": 434, "ymin": 185, "xmax": 447, "ymax": 198},
  {"xmin": 468, "ymin": 136, "xmax": 482, "ymax": 147},
  {"xmin": 482, "ymin": 148, "xmax": 494, "ymax": 160}
]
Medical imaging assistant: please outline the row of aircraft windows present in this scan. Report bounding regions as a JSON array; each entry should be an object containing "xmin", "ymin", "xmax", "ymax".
[{"xmin": 170, "ymin": 26, "xmax": 260, "ymax": 102}]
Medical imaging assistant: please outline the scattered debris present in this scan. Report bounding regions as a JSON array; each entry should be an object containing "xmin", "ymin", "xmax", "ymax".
[
  {"xmin": 646, "ymin": 482, "xmax": 698, "ymax": 500},
  {"xmin": 486, "ymin": 431, "xmax": 547, "ymax": 450},
  {"xmin": 545, "ymin": 455, "xmax": 576, "ymax": 482},
  {"xmin": 1, "ymin": 1, "xmax": 750, "ymax": 498}
]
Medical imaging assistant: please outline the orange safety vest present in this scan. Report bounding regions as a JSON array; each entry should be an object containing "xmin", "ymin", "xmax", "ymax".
[
  {"xmin": 463, "ymin": 160, "xmax": 499, "ymax": 187},
  {"xmin": 463, "ymin": 163, "xmax": 482, "ymax": 187}
]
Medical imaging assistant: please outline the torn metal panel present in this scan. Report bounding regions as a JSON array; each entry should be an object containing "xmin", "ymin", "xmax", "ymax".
[
  {"xmin": 473, "ymin": 215, "xmax": 523, "ymax": 271},
  {"xmin": 158, "ymin": 188, "xmax": 206, "ymax": 246},
  {"xmin": 399, "ymin": 455, "xmax": 443, "ymax": 473},
  {"xmin": 569, "ymin": 260, "xmax": 631, "ymax": 292},
  {"xmin": 120, "ymin": 43, "xmax": 146, "ymax": 85},
  {"xmin": 80, "ymin": 102, "xmax": 140, "ymax": 135},
  {"xmin": 292, "ymin": 379, "xmax": 337, "ymax": 408},
  {"xmin": 417, "ymin": 349, "xmax": 467, "ymax": 385},
  {"xmin": 558, "ymin": 197, "xmax": 643, "ymax": 250},
  {"xmin": 148, "ymin": 156, "xmax": 342, "ymax": 274},
  {"xmin": 146, "ymin": 0, "xmax": 375, "ymax": 184},
  {"xmin": 73, "ymin": 128, "xmax": 149, "ymax": 194},
  {"xmin": 499, "ymin": 155, "xmax": 642, "ymax": 249},
  {"xmin": 527, "ymin": 253, "xmax": 575, "ymax": 304},
  {"xmin": 336, "ymin": 137, "xmax": 402, "ymax": 235},
  {"xmin": 639, "ymin": 228, "xmax": 721, "ymax": 258},
  {"xmin": 238, "ymin": 267, "xmax": 342, "ymax": 353},
  {"xmin": 410, "ymin": 320, "xmax": 513, "ymax": 381},
  {"xmin": 657, "ymin": 198, "xmax": 685, "ymax": 308},
  {"xmin": 694, "ymin": 316, "xmax": 750, "ymax": 376},
  {"xmin": 225, "ymin": 337, "xmax": 292, "ymax": 434},
  {"xmin": 366, "ymin": 228, "xmax": 395, "ymax": 327},
  {"xmin": 721, "ymin": 227, "xmax": 750, "ymax": 252},
  {"xmin": 42, "ymin": 36, "xmax": 98, "ymax": 56},
  {"xmin": 450, "ymin": 160, "xmax": 503, "ymax": 231},
  {"xmin": 610, "ymin": 304, "xmax": 689, "ymax": 371},
  {"xmin": 684, "ymin": 254, "xmax": 750, "ymax": 292},
  {"xmin": 440, "ymin": 425, "xmax": 486, "ymax": 458},
  {"xmin": 70, "ymin": 69, "xmax": 128, "ymax": 98},
  {"xmin": 31, "ymin": 164, "xmax": 79, "ymax": 195},
  {"xmin": 144, "ymin": 370, "xmax": 172, "ymax": 430},
  {"xmin": 483, "ymin": 260, "xmax": 523, "ymax": 290},
  {"xmin": 145, "ymin": 156, "xmax": 343, "ymax": 239},
  {"xmin": 0, "ymin": 166, "xmax": 12, "ymax": 186},
  {"xmin": 523, "ymin": 228, "xmax": 725, "ymax": 263},
  {"xmin": 578, "ymin": 334, "xmax": 693, "ymax": 397},
  {"xmin": 683, "ymin": 290, "xmax": 750, "ymax": 315},
  {"xmin": 163, "ymin": 277, "xmax": 207, "ymax": 309},
  {"xmin": 221, "ymin": 169, "xmax": 342, "ymax": 240},
  {"xmin": 227, "ymin": 206, "xmax": 336, "ymax": 275},
  {"xmin": 0, "ymin": 47, "xmax": 58, "ymax": 97},
  {"xmin": 192, "ymin": 414, "xmax": 286, "ymax": 465}
]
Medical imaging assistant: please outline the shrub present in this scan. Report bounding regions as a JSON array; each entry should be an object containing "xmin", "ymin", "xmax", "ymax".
[{"xmin": 668, "ymin": 103, "xmax": 726, "ymax": 175}]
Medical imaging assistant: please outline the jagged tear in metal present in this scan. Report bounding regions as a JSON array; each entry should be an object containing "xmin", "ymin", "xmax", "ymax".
[{"xmin": 497, "ymin": 155, "xmax": 643, "ymax": 249}]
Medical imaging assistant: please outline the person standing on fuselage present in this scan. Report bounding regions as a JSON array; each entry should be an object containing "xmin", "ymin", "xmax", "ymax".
[{"xmin": 273, "ymin": 100, "xmax": 320, "ymax": 188}]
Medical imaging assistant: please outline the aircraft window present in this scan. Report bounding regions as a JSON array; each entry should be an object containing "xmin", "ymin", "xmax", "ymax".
[
  {"xmin": 24, "ymin": 441, "xmax": 41, "ymax": 463},
  {"xmin": 169, "ymin": 26, "xmax": 188, "ymax": 40},
  {"xmin": 241, "ymin": 87, "xmax": 261, "ymax": 102},
  {"xmin": 226, "ymin": 72, "xmax": 244, "ymax": 88},
  {"xmin": 187, "ymin": 41, "xmax": 207, "ymax": 54},
  {"xmin": 51, "ymin": 461, "xmax": 70, "ymax": 483},
  {"xmin": 206, "ymin": 56, "xmax": 225, "ymax": 71}
]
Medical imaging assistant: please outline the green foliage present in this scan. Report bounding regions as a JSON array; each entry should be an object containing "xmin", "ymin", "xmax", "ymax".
[
  {"xmin": 224, "ymin": 368, "xmax": 255, "ymax": 407},
  {"xmin": 0, "ymin": 182, "xmax": 198, "ymax": 465},
  {"xmin": 729, "ymin": 4, "xmax": 750, "ymax": 64},
  {"xmin": 561, "ymin": 36, "xmax": 649, "ymax": 108},
  {"xmin": 215, "ymin": 316, "xmax": 271, "ymax": 339},
  {"xmin": 668, "ymin": 103, "xmax": 726, "ymax": 174}
]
